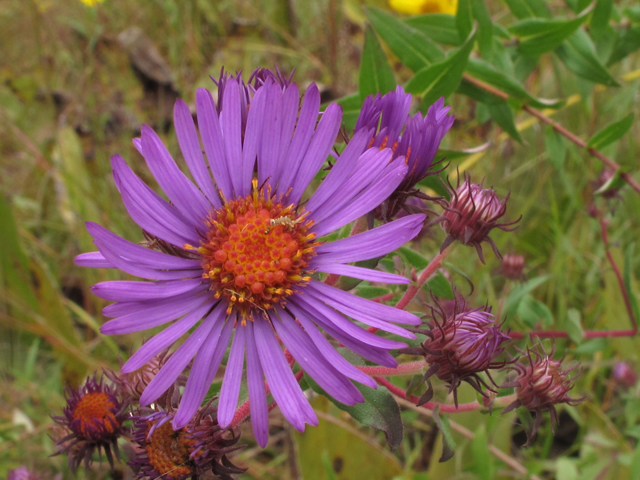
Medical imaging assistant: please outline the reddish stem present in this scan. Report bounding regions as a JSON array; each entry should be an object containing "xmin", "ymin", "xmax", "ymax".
[
  {"xmin": 371, "ymin": 292, "xmax": 394, "ymax": 303},
  {"xmin": 357, "ymin": 360, "xmax": 426, "ymax": 376}
]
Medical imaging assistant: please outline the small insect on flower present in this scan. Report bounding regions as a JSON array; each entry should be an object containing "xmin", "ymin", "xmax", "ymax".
[
  {"xmin": 502, "ymin": 342, "xmax": 585, "ymax": 446},
  {"xmin": 433, "ymin": 175, "xmax": 520, "ymax": 263},
  {"xmin": 51, "ymin": 374, "xmax": 129, "ymax": 472},
  {"xmin": 413, "ymin": 294, "xmax": 511, "ymax": 406}
]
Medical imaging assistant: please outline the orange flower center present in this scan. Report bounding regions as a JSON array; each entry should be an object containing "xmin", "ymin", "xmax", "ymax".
[
  {"xmin": 194, "ymin": 181, "xmax": 318, "ymax": 321},
  {"xmin": 72, "ymin": 392, "xmax": 117, "ymax": 439},
  {"xmin": 145, "ymin": 421, "xmax": 197, "ymax": 479}
]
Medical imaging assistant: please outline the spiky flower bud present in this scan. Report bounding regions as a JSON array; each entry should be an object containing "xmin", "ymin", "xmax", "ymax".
[
  {"xmin": 499, "ymin": 254, "xmax": 526, "ymax": 280},
  {"xmin": 418, "ymin": 296, "xmax": 510, "ymax": 406},
  {"xmin": 51, "ymin": 374, "xmax": 129, "ymax": 472},
  {"xmin": 436, "ymin": 176, "xmax": 519, "ymax": 263},
  {"xmin": 502, "ymin": 343, "xmax": 584, "ymax": 446}
]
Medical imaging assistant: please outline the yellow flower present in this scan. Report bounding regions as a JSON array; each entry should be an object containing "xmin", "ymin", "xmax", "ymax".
[
  {"xmin": 79, "ymin": 0, "xmax": 105, "ymax": 6},
  {"xmin": 389, "ymin": 0, "xmax": 458, "ymax": 15}
]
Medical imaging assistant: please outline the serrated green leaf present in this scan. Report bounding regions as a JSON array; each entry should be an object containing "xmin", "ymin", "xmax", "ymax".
[
  {"xmin": 406, "ymin": 29, "xmax": 476, "ymax": 107},
  {"xmin": 305, "ymin": 375, "xmax": 404, "ymax": 449},
  {"xmin": 510, "ymin": 15, "xmax": 587, "ymax": 56},
  {"xmin": 432, "ymin": 406, "xmax": 456, "ymax": 462},
  {"xmin": 555, "ymin": 29, "xmax": 619, "ymax": 86},
  {"xmin": 587, "ymin": 113, "xmax": 634, "ymax": 149},
  {"xmin": 487, "ymin": 101, "xmax": 523, "ymax": 142},
  {"xmin": 504, "ymin": 0, "xmax": 551, "ymax": 19},
  {"xmin": 405, "ymin": 14, "xmax": 462, "ymax": 46},
  {"xmin": 426, "ymin": 271, "xmax": 454, "ymax": 299},
  {"xmin": 608, "ymin": 26, "xmax": 640, "ymax": 65},
  {"xmin": 368, "ymin": 8, "xmax": 445, "ymax": 73},
  {"xmin": 544, "ymin": 125, "xmax": 567, "ymax": 169},
  {"xmin": 472, "ymin": 0, "xmax": 493, "ymax": 59},
  {"xmin": 359, "ymin": 26, "xmax": 396, "ymax": 98}
]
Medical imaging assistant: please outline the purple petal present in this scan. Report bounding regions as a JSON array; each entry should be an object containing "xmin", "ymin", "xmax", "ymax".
[
  {"xmin": 173, "ymin": 99, "xmax": 221, "ymax": 207},
  {"xmin": 245, "ymin": 322, "xmax": 269, "ymax": 447},
  {"xmin": 314, "ymin": 214, "xmax": 425, "ymax": 263},
  {"xmin": 257, "ymin": 82, "xmax": 283, "ymax": 187},
  {"xmin": 272, "ymin": 84, "xmax": 300, "ymax": 186},
  {"xmin": 254, "ymin": 317, "xmax": 317, "ymax": 431},
  {"xmin": 133, "ymin": 137, "xmax": 143, "ymax": 154},
  {"xmin": 111, "ymin": 155, "xmax": 201, "ymax": 247},
  {"xmin": 91, "ymin": 278, "xmax": 204, "ymax": 302},
  {"xmin": 217, "ymin": 326, "xmax": 246, "ymax": 427},
  {"xmin": 287, "ymin": 103, "xmax": 342, "ymax": 205},
  {"xmin": 277, "ymin": 84, "xmax": 321, "ymax": 195},
  {"xmin": 74, "ymin": 251, "xmax": 113, "ymax": 268},
  {"xmin": 100, "ymin": 292, "xmax": 210, "ymax": 335},
  {"xmin": 238, "ymin": 86, "xmax": 266, "ymax": 197},
  {"xmin": 274, "ymin": 307, "xmax": 363, "ymax": 405},
  {"xmin": 101, "ymin": 283, "xmax": 208, "ymax": 317},
  {"xmin": 139, "ymin": 309, "xmax": 221, "ymax": 406},
  {"xmin": 141, "ymin": 125, "xmax": 211, "ymax": 227},
  {"xmin": 121, "ymin": 302, "xmax": 215, "ymax": 372},
  {"xmin": 219, "ymin": 81, "xmax": 244, "ymax": 196},
  {"xmin": 287, "ymin": 303, "xmax": 377, "ymax": 388},
  {"xmin": 196, "ymin": 88, "xmax": 233, "ymax": 199},
  {"xmin": 311, "ymin": 262, "xmax": 410, "ymax": 284},
  {"xmin": 174, "ymin": 314, "xmax": 234, "ymax": 428},
  {"xmin": 309, "ymin": 280, "xmax": 420, "ymax": 327}
]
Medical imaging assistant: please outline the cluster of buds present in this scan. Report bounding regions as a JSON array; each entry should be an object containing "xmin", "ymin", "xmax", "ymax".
[
  {"xmin": 502, "ymin": 342, "xmax": 584, "ymax": 446},
  {"xmin": 415, "ymin": 295, "xmax": 511, "ymax": 406}
]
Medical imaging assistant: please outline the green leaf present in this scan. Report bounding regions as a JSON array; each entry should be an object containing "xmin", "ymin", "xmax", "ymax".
[
  {"xmin": 405, "ymin": 14, "xmax": 462, "ymax": 46},
  {"xmin": 398, "ymin": 246, "xmax": 430, "ymax": 270},
  {"xmin": 624, "ymin": 243, "xmax": 640, "ymax": 324},
  {"xmin": 487, "ymin": 101, "xmax": 522, "ymax": 142},
  {"xmin": 406, "ymin": 29, "xmax": 476, "ymax": 107},
  {"xmin": 466, "ymin": 58, "xmax": 564, "ymax": 108},
  {"xmin": 359, "ymin": 26, "xmax": 396, "ymax": 98},
  {"xmin": 608, "ymin": 26, "xmax": 640, "ymax": 65},
  {"xmin": 573, "ymin": 337, "xmax": 607, "ymax": 354},
  {"xmin": 504, "ymin": 274, "xmax": 551, "ymax": 316},
  {"xmin": 472, "ymin": 0, "xmax": 493, "ymax": 59},
  {"xmin": 426, "ymin": 271, "xmax": 455, "ymax": 299},
  {"xmin": 630, "ymin": 442, "xmax": 640, "ymax": 480},
  {"xmin": 509, "ymin": 15, "xmax": 587, "ymax": 56},
  {"xmin": 306, "ymin": 375, "xmax": 404, "ymax": 450},
  {"xmin": 432, "ymin": 406, "xmax": 456, "ymax": 462},
  {"xmin": 356, "ymin": 285, "xmax": 391, "ymax": 299},
  {"xmin": 591, "ymin": 0, "xmax": 613, "ymax": 37},
  {"xmin": 516, "ymin": 294, "xmax": 554, "ymax": 328},
  {"xmin": 556, "ymin": 458, "xmax": 579, "ymax": 480},
  {"xmin": 544, "ymin": 125, "xmax": 567, "ymax": 169},
  {"xmin": 566, "ymin": 308, "xmax": 585, "ymax": 344},
  {"xmin": 367, "ymin": 8, "xmax": 445, "ymax": 73},
  {"xmin": 555, "ymin": 29, "xmax": 619, "ymax": 87},
  {"xmin": 335, "ymin": 92, "xmax": 363, "ymax": 129},
  {"xmin": 471, "ymin": 425, "xmax": 493, "ymax": 480},
  {"xmin": 456, "ymin": 0, "xmax": 473, "ymax": 39},
  {"xmin": 587, "ymin": 113, "xmax": 634, "ymax": 149},
  {"xmin": 504, "ymin": 0, "xmax": 551, "ymax": 19}
]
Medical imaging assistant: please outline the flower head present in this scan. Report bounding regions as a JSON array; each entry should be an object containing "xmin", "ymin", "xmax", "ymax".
[
  {"xmin": 499, "ymin": 253, "xmax": 526, "ymax": 281},
  {"xmin": 129, "ymin": 405, "xmax": 244, "ymax": 480},
  {"xmin": 613, "ymin": 362, "xmax": 637, "ymax": 389},
  {"xmin": 76, "ymin": 68, "xmax": 425, "ymax": 446},
  {"xmin": 418, "ymin": 295, "xmax": 510, "ymax": 406},
  {"xmin": 8, "ymin": 467, "xmax": 39, "ymax": 480},
  {"xmin": 435, "ymin": 176, "xmax": 520, "ymax": 263},
  {"xmin": 389, "ymin": 0, "xmax": 458, "ymax": 15},
  {"xmin": 502, "ymin": 342, "xmax": 584, "ymax": 446},
  {"xmin": 51, "ymin": 374, "xmax": 128, "ymax": 471},
  {"xmin": 355, "ymin": 88, "xmax": 454, "ymax": 220}
]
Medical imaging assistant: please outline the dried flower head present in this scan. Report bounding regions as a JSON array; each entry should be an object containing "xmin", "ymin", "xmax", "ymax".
[
  {"xmin": 502, "ymin": 342, "xmax": 584, "ymax": 446},
  {"xmin": 355, "ymin": 88, "xmax": 454, "ymax": 220},
  {"xmin": 51, "ymin": 374, "xmax": 128, "ymax": 471},
  {"xmin": 499, "ymin": 253, "xmax": 526, "ymax": 281},
  {"xmin": 129, "ymin": 405, "xmax": 244, "ymax": 480},
  {"xmin": 417, "ymin": 295, "xmax": 510, "ymax": 406},
  {"xmin": 434, "ymin": 176, "xmax": 520, "ymax": 263}
]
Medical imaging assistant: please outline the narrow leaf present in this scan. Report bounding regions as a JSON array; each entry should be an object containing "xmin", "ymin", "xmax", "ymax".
[
  {"xmin": 368, "ymin": 8, "xmax": 445, "ymax": 73},
  {"xmin": 555, "ymin": 29, "xmax": 619, "ymax": 87},
  {"xmin": 544, "ymin": 125, "xmax": 567, "ymax": 169},
  {"xmin": 504, "ymin": 0, "xmax": 551, "ymax": 19},
  {"xmin": 624, "ymin": 244, "xmax": 640, "ymax": 325},
  {"xmin": 405, "ymin": 14, "xmax": 462, "ymax": 46},
  {"xmin": 608, "ymin": 26, "xmax": 640, "ymax": 66},
  {"xmin": 509, "ymin": 15, "xmax": 587, "ymax": 56},
  {"xmin": 587, "ymin": 113, "xmax": 634, "ymax": 149},
  {"xmin": 456, "ymin": 0, "xmax": 473, "ymax": 39},
  {"xmin": 426, "ymin": 271, "xmax": 455, "ymax": 299},
  {"xmin": 472, "ymin": 0, "xmax": 493, "ymax": 59},
  {"xmin": 360, "ymin": 26, "xmax": 397, "ymax": 98},
  {"xmin": 487, "ymin": 102, "xmax": 522, "ymax": 142},
  {"xmin": 433, "ymin": 406, "xmax": 456, "ymax": 462},
  {"xmin": 591, "ymin": 0, "xmax": 613, "ymax": 37}
]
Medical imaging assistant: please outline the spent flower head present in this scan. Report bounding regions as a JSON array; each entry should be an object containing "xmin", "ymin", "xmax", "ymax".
[
  {"xmin": 502, "ymin": 342, "xmax": 584, "ymax": 446},
  {"xmin": 435, "ymin": 175, "xmax": 520, "ymax": 263},
  {"xmin": 355, "ymin": 88, "xmax": 454, "ymax": 220},
  {"xmin": 417, "ymin": 295, "xmax": 510, "ymax": 406},
  {"xmin": 76, "ymin": 68, "xmax": 426, "ymax": 446},
  {"xmin": 51, "ymin": 374, "xmax": 128, "ymax": 471}
]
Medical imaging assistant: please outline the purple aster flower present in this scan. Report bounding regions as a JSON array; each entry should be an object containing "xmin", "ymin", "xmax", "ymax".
[
  {"xmin": 75, "ymin": 68, "xmax": 425, "ymax": 447},
  {"xmin": 414, "ymin": 295, "xmax": 510, "ymax": 406},
  {"xmin": 355, "ymin": 87, "xmax": 454, "ymax": 220}
]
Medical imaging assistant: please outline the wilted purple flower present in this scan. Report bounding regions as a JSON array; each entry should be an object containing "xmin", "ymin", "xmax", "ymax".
[
  {"xmin": 51, "ymin": 374, "xmax": 128, "ymax": 471},
  {"xmin": 355, "ymin": 87, "xmax": 454, "ymax": 219},
  {"xmin": 129, "ymin": 405, "xmax": 244, "ymax": 480},
  {"xmin": 502, "ymin": 343, "xmax": 584, "ymax": 446},
  {"xmin": 613, "ymin": 362, "xmax": 637, "ymax": 389},
  {"xmin": 417, "ymin": 296, "xmax": 510, "ymax": 406},
  {"xmin": 435, "ymin": 176, "xmax": 520, "ymax": 263},
  {"xmin": 75, "ymin": 68, "xmax": 424, "ymax": 446},
  {"xmin": 499, "ymin": 253, "xmax": 526, "ymax": 280}
]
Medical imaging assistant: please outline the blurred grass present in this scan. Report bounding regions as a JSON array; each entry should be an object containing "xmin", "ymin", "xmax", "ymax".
[{"xmin": 1, "ymin": 0, "xmax": 640, "ymax": 479}]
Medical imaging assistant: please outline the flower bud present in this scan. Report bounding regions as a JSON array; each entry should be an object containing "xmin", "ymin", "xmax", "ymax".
[
  {"xmin": 613, "ymin": 362, "xmax": 637, "ymax": 389},
  {"xmin": 500, "ymin": 254, "xmax": 526, "ymax": 280}
]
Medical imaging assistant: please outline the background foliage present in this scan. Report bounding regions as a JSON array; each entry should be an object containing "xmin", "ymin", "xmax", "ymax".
[{"xmin": 1, "ymin": 0, "xmax": 640, "ymax": 479}]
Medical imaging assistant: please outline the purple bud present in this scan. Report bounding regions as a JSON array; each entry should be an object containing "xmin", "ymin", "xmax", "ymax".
[
  {"xmin": 500, "ymin": 254, "xmax": 526, "ymax": 280},
  {"xmin": 613, "ymin": 362, "xmax": 637, "ymax": 389}
]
